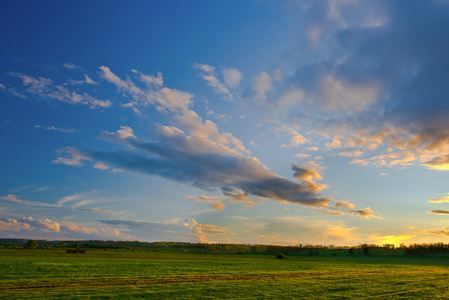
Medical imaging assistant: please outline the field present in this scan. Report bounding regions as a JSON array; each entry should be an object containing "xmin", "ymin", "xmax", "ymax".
[{"xmin": 1, "ymin": 249, "xmax": 449, "ymax": 299}]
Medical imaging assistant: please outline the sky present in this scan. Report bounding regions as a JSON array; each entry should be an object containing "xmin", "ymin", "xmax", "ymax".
[{"xmin": 1, "ymin": 0, "xmax": 449, "ymax": 246}]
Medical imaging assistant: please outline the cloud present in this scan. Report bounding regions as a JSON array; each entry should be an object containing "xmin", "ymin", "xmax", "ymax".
[
  {"xmin": 222, "ymin": 68, "xmax": 242, "ymax": 88},
  {"xmin": 93, "ymin": 162, "xmax": 109, "ymax": 170},
  {"xmin": 318, "ymin": 75, "xmax": 380, "ymax": 113},
  {"xmin": 0, "ymin": 194, "xmax": 58, "ymax": 208},
  {"xmin": 339, "ymin": 151, "xmax": 364, "ymax": 157},
  {"xmin": 0, "ymin": 194, "xmax": 23, "ymax": 203},
  {"xmin": 65, "ymin": 74, "xmax": 98, "ymax": 86},
  {"xmin": 99, "ymin": 66, "xmax": 192, "ymax": 112},
  {"xmin": 9, "ymin": 73, "xmax": 111, "ymax": 109},
  {"xmin": 415, "ymin": 228, "xmax": 449, "ymax": 237},
  {"xmin": 423, "ymin": 155, "xmax": 449, "ymax": 171},
  {"xmin": 369, "ymin": 234, "xmax": 415, "ymax": 246},
  {"xmin": 429, "ymin": 210, "xmax": 449, "ymax": 215},
  {"xmin": 0, "ymin": 82, "xmax": 27, "ymax": 98},
  {"xmin": 429, "ymin": 194, "xmax": 449, "ymax": 203},
  {"xmin": 53, "ymin": 147, "xmax": 91, "ymax": 166},
  {"xmin": 98, "ymin": 218, "xmax": 230, "ymax": 243},
  {"xmin": 54, "ymin": 66, "xmax": 375, "ymax": 212},
  {"xmin": 63, "ymin": 62, "xmax": 83, "ymax": 70},
  {"xmin": 193, "ymin": 63, "xmax": 234, "ymax": 100},
  {"xmin": 55, "ymin": 191, "xmax": 117, "ymax": 214},
  {"xmin": 251, "ymin": 72, "xmax": 272, "ymax": 104},
  {"xmin": 35, "ymin": 125, "xmax": 75, "ymax": 133},
  {"xmin": 78, "ymin": 207, "xmax": 116, "ymax": 214},
  {"xmin": 275, "ymin": 125, "xmax": 309, "ymax": 147},
  {"xmin": 57, "ymin": 192, "xmax": 95, "ymax": 206},
  {"xmin": 0, "ymin": 218, "xmax": 31, "ymax": 231},
  {"xmin": 184, "ymin": 219, "xmax": 233, "ymax": 243},
  {"xmin": 0, "ymin": 191, "xmax": 119, "ymax": 216},
  {"xmin": 60, "ymin": 222, "xmax": 127, "ymax": 239},
  {"xmin": 229, "ymin": 216, "xmax": 358, "ymax": 245},
  {"xmin": 319, "ymin": 200, "xmax": 357, "ymax": 216},
  {"xmin": 56, "ymin": 123, "xmax": 333, "ymax": 208},
  {"xmin": 349, "ymin": 159, "xmax": 369, "ymax": 166},
  {"xmin": 349, "ymin": 207, "xmax": 382, "ymax": 219},
  {"xmin": 0, "ymin": 216, "xmax": 129, "ymax": 240},
  {"xmin": 221, "ymin": 187, "xmax": 260, "ymax": 205},
  {"xmin": 187, "ymin": 195, "xmax": 227, "ymax": 210},
  {"xmin": 260, "ymin": 1, "xmax": 449, "ymax": 171},
  {"xmin": 292, "ymin": 161, "xmax": 327, "ymax": 193},
  {"xmin": 292, "ymin": 161, "xmax": 323, "ymax": 182},
  {"xmin": 0, "ymin": 216, "xmax": 61, "ymax": 232}
]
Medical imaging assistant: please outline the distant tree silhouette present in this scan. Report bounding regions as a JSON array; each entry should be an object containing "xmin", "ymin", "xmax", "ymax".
[
  {"xmin": 361, "ymin": 244, "xmax": 370, "ymax": 255},
  {"xmin": 24, "ymin": 240, "xmax": 39, "ymax": 249}
]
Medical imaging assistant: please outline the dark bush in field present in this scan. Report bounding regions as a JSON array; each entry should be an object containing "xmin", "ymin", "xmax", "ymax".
[
  {"xmin": 24, "ymin": 240, "xmax": 39, "ymax": 249},
  {"xmin": 276, "ymin": 253, "xmax": 286, "ymax": 259},
  {"xmin": 66, "ymin": 249, "xmax": 87, "ymax": 254}
]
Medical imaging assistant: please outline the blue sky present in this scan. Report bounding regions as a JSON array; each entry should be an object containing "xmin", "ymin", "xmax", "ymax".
[{"xmin": 1, "ymin": 0, "xmax": 449, "ymax": 246}]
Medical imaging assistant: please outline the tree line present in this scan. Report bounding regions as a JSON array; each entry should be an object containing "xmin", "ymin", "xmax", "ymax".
[{"xmin": 2, "ymin": 239, "xmax": 449, "ymax": 257}]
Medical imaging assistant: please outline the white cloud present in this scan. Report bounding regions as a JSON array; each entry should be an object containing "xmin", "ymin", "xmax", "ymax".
[
  {"xmin": 193, "ymin": 63, "xmax": 233, "ymax": 100},
  {"xmin": 251, "ymin": 72, "xmax": 272, "ymax": 103},
  {"xmin": 100, "ymin": 66, "xmax": 192, "ymax": 113},
  {"xmin": 275, "ymin": 125, "xmax": 309, "ymax": 147},
  {"xmin": 222, "ymin": 68, "xmax": 242, "ymax": 88},
  {"xmin": 94, "ymin": 162, "xmax": 109, "ymax": 170},
  {"xmin": 35, "ymin": 125, "xmax": 75, "ymax": 133},
  {"xmin": 63, "ymin": 62, "xmax": 82, "ymax": 70},
  {"xmin": 10, "ymin": 72, "xmax": 111, "ymax": 109},
  {"xmin": 53, "ymin": 147, "xmax": 92, "ymax": 166},
  {"xmin": 0, "ymin": 194, "xmax": 23, "ymax": 203}
]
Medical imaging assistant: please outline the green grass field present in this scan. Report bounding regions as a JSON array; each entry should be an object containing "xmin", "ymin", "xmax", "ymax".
[{"xmin": 1, "ymin": 249, "xmax": 449, "ymax": 299}]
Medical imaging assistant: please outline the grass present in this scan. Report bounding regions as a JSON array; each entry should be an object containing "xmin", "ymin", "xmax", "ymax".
[{"xmin": 1, "ymin": 249, "xmax": 449, "ymax": 299}]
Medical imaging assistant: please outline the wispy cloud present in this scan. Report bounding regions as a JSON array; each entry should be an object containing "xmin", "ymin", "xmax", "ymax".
[
  {"xmin": 222, "ymin": 67, "xmax": 242, "ymax": 88},
  {"xmin": 187, "ymin": 195, "xmax": 226, "ymax": 210},
  {"xmin": 429, "ymin": 210, "xmax": 449, "ymax": 215},
  {"xmin": 0, "ymin": 194, "xmax": 22, "ymax": 203},
  {"xmin": 63, "ymin": 62, "xmax": 83, "ymax": 70},
  {"xmin": 429, "ymin": 194, "xmax": 449, "ymax": 203},
  {"xmin": 100, "ymin": 66, "xmax": 192, "ymax": 113},
  {"xmin": 65, "ymin": 74, "xmax": 98, "ymax": 86},
  {"xmin": 349, "ymin": 207, "xmax": 382, "ymax": 220},
  {"xmin": 193, "ymin": 63, "xmax": 238, "ymax": 100},
  {"xmin": 8, "ymin": 72, "xmax": 111, "ymax": 109},
  {"xmin": 0, "ymin": 194, "xmax": 56, "ymax": 207},
  {"xmin": 275, "ymin": 125, "xmax": 309, "ymax": 147},
  {"xmin": 35, "ymin": 125, "xmax": 75, "ymax": 133}
]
